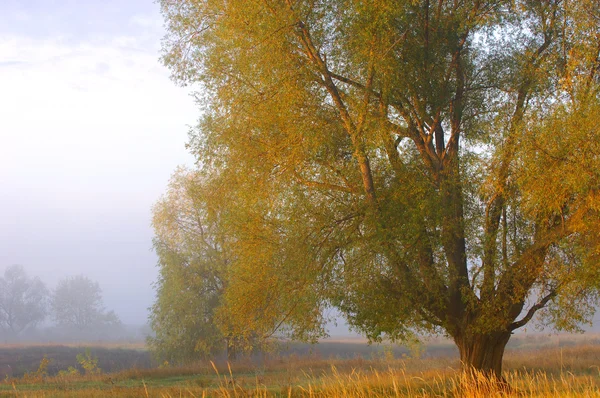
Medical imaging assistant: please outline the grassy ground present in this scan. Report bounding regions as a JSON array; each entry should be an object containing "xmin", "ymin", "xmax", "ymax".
[
  {"xmin": 2, "ymin": 338, "xmax": 600, "ymax": 397},
  {"xmin": 0, "ymin": 344, "xmax": 152, "ymax": 377}
]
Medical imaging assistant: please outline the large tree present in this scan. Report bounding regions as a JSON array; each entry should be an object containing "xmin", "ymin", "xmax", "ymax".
[
  {"xmin": 158, "ymin": 0, "xmax": 600, "ymax": 377},
  {"xmin": 0, "ymin": 265, "xmax": 48, "ymax": 338}
]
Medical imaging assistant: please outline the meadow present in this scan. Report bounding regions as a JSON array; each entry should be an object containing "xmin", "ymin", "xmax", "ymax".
[{"xmin": 2, "ymin": 334, "xmax": 600, "ymax": 397}]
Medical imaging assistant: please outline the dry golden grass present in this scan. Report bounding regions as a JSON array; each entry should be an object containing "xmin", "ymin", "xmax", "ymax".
[{"xmin": 3, "ymin": 343, "xmax": 600, "ymax": 397}]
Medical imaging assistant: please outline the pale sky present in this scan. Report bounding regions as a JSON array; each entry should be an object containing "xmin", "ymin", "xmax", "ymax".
[{"xmin": 0, "ymin": 0, "xmax": 197, "ymax": 324}]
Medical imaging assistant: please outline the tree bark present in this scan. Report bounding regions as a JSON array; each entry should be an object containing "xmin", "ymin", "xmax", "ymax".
[
  {"xmin": 454, "ymin": 331, "xmax": 511, "ymax": 379},
  {"xmin": 225, "ymin": 338, "xmax": 237, "ymax": 361}
]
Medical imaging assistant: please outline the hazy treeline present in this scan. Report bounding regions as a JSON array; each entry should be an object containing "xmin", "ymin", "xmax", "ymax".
[{"xmin": 0, "ymin": 265, "xmax": 146, "ymax": 343}]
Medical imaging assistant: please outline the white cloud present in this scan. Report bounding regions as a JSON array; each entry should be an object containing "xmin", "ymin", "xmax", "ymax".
[
  {"xmin": 130, "ymin": 13, "xmax": 163, "ymax": 30},
  {"xmin": 0, "ymin": 34, "xmax": 196, "ymax": 208},
  {"xmin": 0, "ymin": 27, "xmax": 198, "ymax": 324}
]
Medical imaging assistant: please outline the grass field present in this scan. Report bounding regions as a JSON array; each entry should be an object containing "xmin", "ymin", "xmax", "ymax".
[
  {"xmin": 0, "ymin": 344, "xmax": 152, "ymax": 378},
  {"xmin": 2, "ymin": 335, "xmax": 600, "ymax": 397}
]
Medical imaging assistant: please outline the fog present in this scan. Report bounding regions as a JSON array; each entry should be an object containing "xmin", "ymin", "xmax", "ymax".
[{"xmin": 0, "ymin": 0, "xmax": 196, "ymax": 327}]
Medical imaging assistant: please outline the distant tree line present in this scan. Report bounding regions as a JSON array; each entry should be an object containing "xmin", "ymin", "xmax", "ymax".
[{"xmin": 0, "ymin": 265, "xmax": 123, "ymax": 342}]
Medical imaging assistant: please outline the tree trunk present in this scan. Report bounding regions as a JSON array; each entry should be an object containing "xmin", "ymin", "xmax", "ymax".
[
  {"xmin": 225, "ymin": 339, "xmax": 237, "ymax": 361},
  {"xmin": 455, "ymin": 331, "xmax": 511, "ymax": 379}
]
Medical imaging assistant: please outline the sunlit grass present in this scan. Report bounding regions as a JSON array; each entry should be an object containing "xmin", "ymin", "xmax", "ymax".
[{"xmin": 3, "ymin": 343, "xmax": 600, "ymax": 396}]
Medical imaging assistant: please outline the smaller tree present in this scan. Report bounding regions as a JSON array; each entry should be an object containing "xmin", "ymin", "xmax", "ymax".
[
  {"xmin": 52, "ymin": 275, "xmax": 121, "ymax": 332},
  {"xmin": 149, "ymin": 168, "xmax": 265, "ymax": 362},
  {"xmin": 149, "ymin": 168, "xmax": 230, "ymax": 363},
  {"xmin": 0, "ymin": 265, "xmax": 48, "ymax": 338}
]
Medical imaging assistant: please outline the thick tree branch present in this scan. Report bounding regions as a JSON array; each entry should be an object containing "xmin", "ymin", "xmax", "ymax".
[
  {"xmin": 509, "ymin": 289, "xmax": 557, "ymax": 331},
  {"xmin": 356, "ymin": 43, "xmax": 376, "ymax": 135},
  {"xmin": 291, "ymin": 18, "xmax": 377, "ymax": 205},
  {"xmin": 497, "ymin": 218, "xmax": 574, "ymax": 302},
  {"xmin": 481, "ymin": 22, "xmax": 557, "ymax": 302},
  {"xmin": 329, "ymin": 72, "xmax": 382, "ymax": 101}
]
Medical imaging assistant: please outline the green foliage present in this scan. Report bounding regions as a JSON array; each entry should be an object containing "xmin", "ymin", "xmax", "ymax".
[
  {"xmin": 404, "ymin": 338, "xmax": 426, "ymax": 360},
  {"xmin": 57, "ymin": 366, "xmax": 80, "ymax": 378},
  {"xmin": 23, "ymin": 356, "xmax": 51, "ymax": 382},
  {"xmin": 77, "ymin": 349, "xmax": 101, "ymax": 375},
  {"xmin": 157, "ymin": 0, "xmax": 600, "ymax": 375},
  {"xmin": 149, "ymin": 168, "xmax": 250, "ymax": 363},
  {"xmin": 36, "ymin": 356, "xmax": 51, "ymax": 377}
]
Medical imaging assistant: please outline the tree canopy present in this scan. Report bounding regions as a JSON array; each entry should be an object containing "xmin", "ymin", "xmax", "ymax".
[{"xmin": 156, "ymin": 0, "xmax": 600, "ymax": 376}]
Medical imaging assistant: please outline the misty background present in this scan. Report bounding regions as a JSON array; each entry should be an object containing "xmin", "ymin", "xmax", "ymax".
[{"xmin": 0, "ymin": 0, "xmax": 196, "ymax": 327}]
